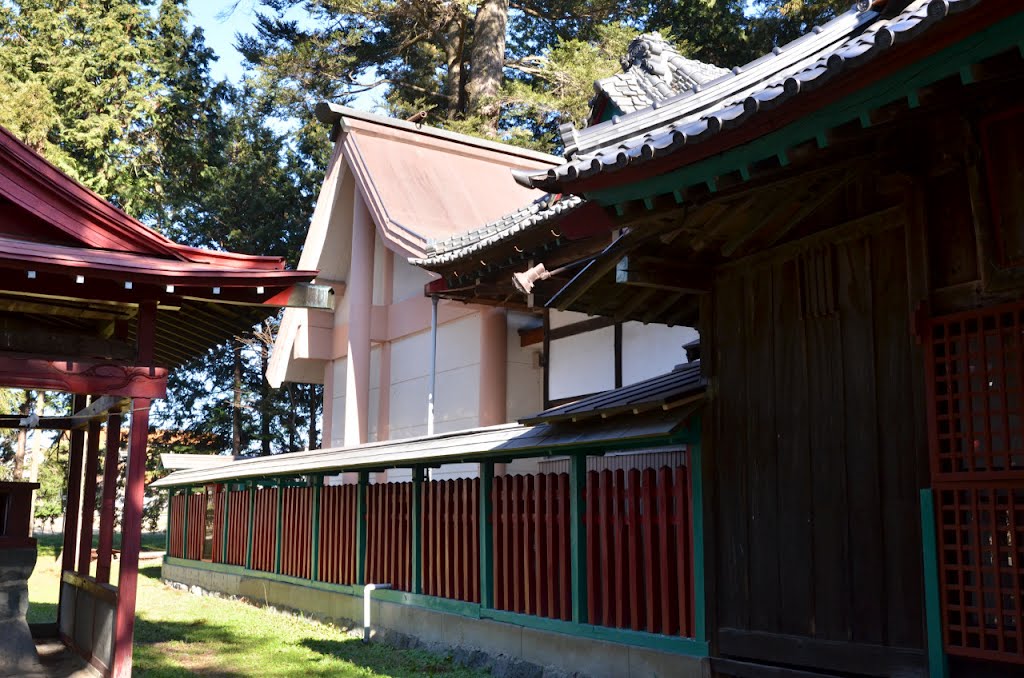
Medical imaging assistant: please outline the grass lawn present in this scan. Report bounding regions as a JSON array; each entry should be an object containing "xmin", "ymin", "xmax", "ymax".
[{"xmin": 28, "ymin": 533, "xmax": 489, "ymax": 677}]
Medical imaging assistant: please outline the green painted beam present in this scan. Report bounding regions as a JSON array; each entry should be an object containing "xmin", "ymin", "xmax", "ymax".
[
  {"xmin": 479, "ymin": 461, "xmax": 495, "ymax": 609},
  {"xmin": 588, "ymin": 12, "xmax": 1024, "ymax": 209},
  {"xmin": 245, "ymin": 481, "xmax": 256, "ymax": 570},
  {"xmin": 311, "ymin": 475, "xmax": 322, "ymax": 581},
  {"xmin": 165, "ymin": 490, "xmax": 173, "ymax": 554},
  {"xmin": 570, "ymin": 453, "xmax": 588, "ymax": 624},
  {"xmin": 164, "ymin": 555, "xmax": 709, "ymax": 656},
  {"xmin": 411, "ymin": 467, "xmax": 424, "ymax": 594},
  {"xmin": 920, "ymin": 489, "xmax": 950, "ymax": 678},
  {"xmin": 274, "ymin": 480, "xmax": 284, "ymax": 574},
  {"xmin": 221, "ymin": 485, "xmax": 230, "ymax": 564},
  {"xmin": 356, "ymin": 471, "xmax": 369, "ymax": 585},
  {"xmin": 690, "ymin": 440, "xmax": 706, "ymax": 643}
]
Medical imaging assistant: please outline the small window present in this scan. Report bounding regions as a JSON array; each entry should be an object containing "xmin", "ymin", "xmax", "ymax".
[{"xmin": 981, "ymin": 107, "xmax": 1024, "ymax": 267}]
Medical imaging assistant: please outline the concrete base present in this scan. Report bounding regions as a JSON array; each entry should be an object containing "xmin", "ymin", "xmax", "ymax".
[
  {"xmin": 163, "ymin": 561, "xmax": 709, "ymax": 678},
  {"xmin": 0, "ymin": 547, "xmax": 42, "ymax": 676}
]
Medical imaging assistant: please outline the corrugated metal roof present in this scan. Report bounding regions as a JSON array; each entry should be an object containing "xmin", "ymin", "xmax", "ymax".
[
  {"xmin": 513, "ymin": 0, "xmax": 981, "ymax": 191},
  {"xmin": 151, "ymin": 410, "xmax": 692, "ymax": 488},
  {"xmin": 409, "ymin": 193, "xmax": 585, "ymax": 268},
  {"xmin": 521, "ymin": 361, "xmax": 705, "ymax": 425}
]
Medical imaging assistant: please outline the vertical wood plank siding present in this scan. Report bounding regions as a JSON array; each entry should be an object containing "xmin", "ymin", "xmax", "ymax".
[
  {"xmin": 710, "ymin": 224, "xmax": 928, "ymax": 656},
  {"xmin": 185, "ymin": 491, "xmax": 207, "ymax": 561},
  {"xmin": 251, "ymin": 487, "xmax": 279, "ymax": 572},
  {"xmin": 365, "ymin": 482, "xmax": 412, "ymax": 590},
  {"xmin": 422, "ymin": 478, "xmax": 480, "ymax": 603},
  {"xmin": 319, "ymin": 485, "xmax": 358, "ymax": 584},
  {"xmin": 493, "ymin": 473, "xmax": 573, "ymax": 621},
  {"xmin": 226, "ymin": 490, "xmax": 249, "ymax": 566},
  {"xmin": 168, "ymin": 493, "xmax": 185, "ymax": 558},
  {"xmin": 280, "ymin": 487, "xmax": 313, "ymax": 579}
]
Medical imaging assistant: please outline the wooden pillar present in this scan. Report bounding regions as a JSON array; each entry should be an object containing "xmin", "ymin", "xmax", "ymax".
[
  {"xmin": 76, "ymin": 414, "xmax": 102, "ymax": 575},
  {"xmin": 112, "ymin": 396, "xmax": 151, "ymax": 678},
  {"xmin": 355, "ymin": 471, "xmax": 368, "ymax": 585},
  {"xmin": 274, "ymin": 480, "xmax": 284, "ymax": 574},
  {"xmin": 411, "ymin": 467, "xmax": 423, "ymax": 594},
  {"xmin": 569, "ymin": 453, "xmax": 588, "ymax": 624},
  {"xmin": 245, "ymin": 481, "xmax": 256, "ymax": 570},
  {"xmin": 96, "ymin": 412, "xmax": 122, "ymax": 584},
  {"xmin": 60, "ymin": 394, "xmax": 88, "ymax": 578},
  {"xmin": 479, "ymin": 461, "xmax": 494, "ymax": 609},
  {"xmin": 311, "ymin": 476, "xmax": 322, "ymax": 581}
]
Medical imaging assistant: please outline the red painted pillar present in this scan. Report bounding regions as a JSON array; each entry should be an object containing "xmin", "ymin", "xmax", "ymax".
[
  {"xmin": 77, "ymin": 413, "xmax": 102, "ymax": 575},
  {"xmin": 96, "ymin": 412, "xmax": 122, "ymax": 584},
  {"xmin": 113, "ymin": 301, "xmax": 156, "ymax": 678},
  {"xmin": 112, "ymin": 398, "xmax": 150, "ymax": 678},
  {"xmin": 60, "ymin": 393, "xmax": 88, "ymax": 575}
]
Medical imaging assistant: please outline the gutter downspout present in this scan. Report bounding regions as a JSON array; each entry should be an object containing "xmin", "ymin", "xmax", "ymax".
[
  {"xmin": 427, "ymin": 295, "xmax": 438, "ymax": 437},
  {"xmin": 363, "ymin": 583, "xmax": 393, "ymax": 642}
]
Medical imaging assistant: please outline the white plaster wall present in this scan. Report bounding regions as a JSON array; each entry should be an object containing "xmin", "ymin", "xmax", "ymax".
[
  {"xmin": 621, "ymin": 323, "xmax": 698, "ymax": 385},
  {"xmin": 392, "ymin": 257, "xmax": 436, "ymax": 304},
  {"xmin": 506, "ymin": 312, "xmax": 543, "ymax": 422},
  {"xmin": 548, "ymin": 326, "xmax": 615, "ymax": 401},
  {"xmin": 371, "ymin": 232, "xmax": 389, "ymax": 306},
  {"xmin": 388, "ymin": 313, "xmax": 482, "ymax": 441},
  {"xmin": 367, "ymin": 345, "xmax": 382, "ymax": 442}
]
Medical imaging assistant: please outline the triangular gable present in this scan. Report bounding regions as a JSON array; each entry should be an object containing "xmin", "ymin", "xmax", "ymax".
[{"xmin": 320, "ymin": 104, "xmax": 562, "ymax": 259}]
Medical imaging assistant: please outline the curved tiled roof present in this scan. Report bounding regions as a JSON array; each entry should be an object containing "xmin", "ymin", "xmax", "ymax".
[
  {"xmin": 515, "ymin": 0, "xmax": 981, "ymax": 191},
  {"xmin": 409, "ymin": 193, "xmax": 585, "ymax": 268},
  {"xmin": 593, "ymin": 33, "xmax": 729, "ymax": 117}
]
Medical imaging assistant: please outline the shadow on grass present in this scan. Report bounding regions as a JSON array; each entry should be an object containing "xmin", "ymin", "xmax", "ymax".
[
  {"xmin": 301, "ymin": 637, "xmax": 465, "ymax": 678},
  {"xmin": 133, "ymin": 617, "xmax": 247, "ymax": 678},
  {"xmin": 140, "ymin": 564, "xmax": 163, "ymax": 581}
]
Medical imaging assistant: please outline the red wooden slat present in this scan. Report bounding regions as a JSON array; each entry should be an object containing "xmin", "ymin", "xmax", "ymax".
[
  {"xmin": 657, "ymin": 467, "xmax": 676, "ymax": 635},
  {"xmin": 493, "ymin": 476, "xmax": 504, "ymax": 610},
  {"xmin": 523, "ymin": 475, "xmax": 535, "ymax": 616},
  {"xmin": 627, "ymin": 469, "xmax": 642, "ymax": 631},
  {"xmin": 641, "ymin": 468, "xmax": 658, "ymax": 633},
  {"xmin": 600, "ymin": 470, "xmax": 614, "ymax": 627},
  {"xmin": 558, "ymin": 473, "xmax": 571, "ymax": 621},
  {"xmin": 676, "ymin": 466, "xmax": 693, "ymax": 637},
  {"xmin": 586, "ymin": 471, "xmax": 599, "ymax": 624},
  {"xmin": 534, "ymin": 473, "xmax": 547, "ymax": 618},
  {"xmin": 471, "ymin": 478, "xmax": 480, "ymax": 604},
  {"xmin": 512, "ymin": 475, "xmax": 523, "ymax": 613},
  {"xmin": 612, "ymin": 470, "xmax": 626, "ymax": 628}
]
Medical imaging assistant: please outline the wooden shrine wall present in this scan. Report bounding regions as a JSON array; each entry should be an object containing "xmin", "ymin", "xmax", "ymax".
[{"xmin": 707, "ymin": 216, "xmax": 930, "ymax": 674}]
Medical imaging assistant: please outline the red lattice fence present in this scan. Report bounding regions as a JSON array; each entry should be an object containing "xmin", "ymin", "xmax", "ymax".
[
  {"xmin": 168, "ymin": 493, "xmax": 185, "ymax": 558},
  {"xmin": 281, "ymin": 487, "xmax": 313, "ymax": 579},
  {"xmin": 319, "ymin": 485, "xmax": 358, "ymax": 584},
  {"xmin": 422, "ymin": 478, "xmax": 479, "ymax": 603},
  {"xmin": 493, "ymin": 473, "xmax": 572, "ymax": 620},
  {"xmin": 365, "ymin": 482, "xmax": 411, "ymax": 591},
  {"xmin": 251, "ymin": 487, "xmax": 278, "ymax": 572},
  {"xmin": 586, "ymin": 467, "xmax": 693, "ymax": 636}
]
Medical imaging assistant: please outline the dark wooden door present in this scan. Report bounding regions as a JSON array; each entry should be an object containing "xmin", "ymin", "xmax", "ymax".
[{"xmin": 709, "ymin": 222, "xmax": 929, "ymax": 676}]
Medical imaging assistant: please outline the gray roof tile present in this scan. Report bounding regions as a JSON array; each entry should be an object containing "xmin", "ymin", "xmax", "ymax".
[
  {"xmin": 522, "ymin": 0, "xmax": 982, "ymax": 191},
  {"xmin": 409, "ymin": 193, "xmax": 585, "ymax": 268}
]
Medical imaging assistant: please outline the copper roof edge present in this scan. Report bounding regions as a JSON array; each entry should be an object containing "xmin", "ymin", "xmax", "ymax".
[{"xmin": 314, "ymin": 102, "xmax": 563, "ymax": 165}]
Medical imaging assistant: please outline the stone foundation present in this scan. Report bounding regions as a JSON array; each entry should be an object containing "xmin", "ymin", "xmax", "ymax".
[{"xmin": 0, "ymin": 547, "xmax": 42, "ymax": 676}]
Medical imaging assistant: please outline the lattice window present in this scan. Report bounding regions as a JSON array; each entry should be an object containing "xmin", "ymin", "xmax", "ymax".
[
  {"xmin": 937, "ymin": 483, "xmax": 1024, "ymax": 663},
  {"xmin": 927, "ymin": 302, "xmax": 1024, "ymax": 480}
]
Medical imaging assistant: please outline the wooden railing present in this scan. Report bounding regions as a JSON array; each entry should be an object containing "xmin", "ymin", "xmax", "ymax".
[{"xmin": 167, "ymin": 464, "xmax": 696, "ymax": 639}]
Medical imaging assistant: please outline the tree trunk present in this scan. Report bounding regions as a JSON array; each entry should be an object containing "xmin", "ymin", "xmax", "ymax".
[
  {"xmin": 445, "ymin": 18, "xmax": 468, "ymax": 117},
  {"xmin": 286, "ymin": 383, "xmax": 296, "ymax": 453},
  {"xmin": 232, "ymin": 339, "xmax": 242, "ymax": 456},
  {"xmin": 467, "ymin": 0, "xmax": 509, "ymax": 126},
  {"xmin": 12, "ymin": 391, "xmax": 31, "ymax": 480},
  {"xmin": 307, "ymin": 384, "xmax": 319, "ymax": 451}
]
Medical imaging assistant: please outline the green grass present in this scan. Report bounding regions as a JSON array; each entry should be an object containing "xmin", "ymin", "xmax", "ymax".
[{"xmin": 28, "ymin": 533, "xmax": 489, "ymax": 677}]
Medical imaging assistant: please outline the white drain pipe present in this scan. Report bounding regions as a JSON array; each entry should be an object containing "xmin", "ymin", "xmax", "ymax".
[{"xmin": 363, "ymin": 583, "xmax": 393, "ymax": 642}]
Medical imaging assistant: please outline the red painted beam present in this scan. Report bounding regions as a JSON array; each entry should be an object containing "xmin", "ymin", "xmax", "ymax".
[
  {"xmin": 95, "ymin": 413, "xmax": 121, "ymax": 584},
  {"xmin": 0, "ymin": 358, "xmax": 167, "ymax": 398}
]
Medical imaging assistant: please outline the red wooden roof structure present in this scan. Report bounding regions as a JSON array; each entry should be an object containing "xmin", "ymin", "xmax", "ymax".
[{"xmin": 0, "ymin": 123, "xmax": 320, "ymax": 677}]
